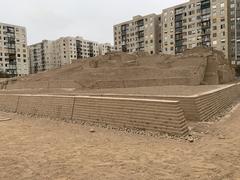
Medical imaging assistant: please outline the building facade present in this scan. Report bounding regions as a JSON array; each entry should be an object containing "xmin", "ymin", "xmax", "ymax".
[
  {"xmin": 75, "ymin": 37, "xmax": 100, "ymax": 59},
  {"xmin": 99, "ymin": 43, "xmax": 115, "ymax": 55},
  {"xmin": 113, "ymin": 14, "xmax": 161, "ymax": 55},
  {"xmin": 114, "ymin": 0, "xmax": 232, "ymax": 60},
  {"xmin": 28, "ymin": 40, "xmax": 54, "ymax": 74},
  {"xmin": 29, "ymin": 37, "xmax": 112, "ymax": 73},
  {"xmin": 0, "ymin": 22, "xmax": 29, "ymax": 76},
  {"xmin": 162, "ymin": 0, "xmax": 230, "ymax": 58},
  {"xmin": 230, "ymin": 0, "xmax": 240, "ymax": 66}
]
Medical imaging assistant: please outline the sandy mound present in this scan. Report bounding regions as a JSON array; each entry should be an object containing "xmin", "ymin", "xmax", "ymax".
[{"xmin": 0, "ymin": 47, "xmax": 235, "ymax": 90}]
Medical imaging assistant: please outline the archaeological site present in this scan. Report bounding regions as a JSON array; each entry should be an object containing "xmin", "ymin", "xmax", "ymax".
[
  {"xmin": 1, "ymin": 47, "xmax": 240, "ymax": 179},
  {"xmin": 2, "ymin": 0, "xmax": 240, "ymax": 178},
  {"xmin": 0, "ymin": 47, "xmax": 238, "ymax": 136}
]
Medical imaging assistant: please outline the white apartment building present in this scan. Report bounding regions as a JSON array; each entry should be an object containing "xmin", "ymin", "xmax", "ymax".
[
  {"xmin": 114, "ymin": 14, "xmax": 161, "ymax": 55},
  {"xmin": 0, "ymin": 22, "xmax": 29, "ymax": 76},
  {"xmin": 28, "ymin": 37, "xmax": 110, "ymax": 73},
  {"xmin": 99, "ymin": 43, "xmax": 115, "ymax": 55},
  {"xmin": 28, "ymin": 40, "xmax": 55, "ymax": 74},
  {"xmin": 75, "ymin": 36, "xmax": 100, "ymax": 59},
  {"xmin": 230, "ymin": 0, "xmax": 240, "ymax": 67}
]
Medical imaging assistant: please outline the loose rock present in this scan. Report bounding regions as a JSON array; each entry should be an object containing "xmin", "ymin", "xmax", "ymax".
[{"xmin": 90, "ymin": 129, "xmax": 95, "ymax": 133}]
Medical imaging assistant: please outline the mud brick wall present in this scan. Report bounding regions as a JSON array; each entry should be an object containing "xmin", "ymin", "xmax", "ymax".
[
  {"xmin": 72, "ymin": 96, "xmax": 188, "ymax": 136},
  {"xmin": 5, "ymin": 81, "xmax": 25, "ymax": 89},
  {"xmin": 17, "ymin": 95, "xmax": 74, "ymax": 119},
  {"xmin": 0, "ymin": 94, "xmax": 189, "ymax": 136},
  {"xmin": 7, "ymin": 81, "xmax": 49, "ymax": 89},
  {"xmin": 5, "ymin": 78, "xmax": 196, "ymax": 90},
  {"xmin": 85, "ymin": 94, "xmax": 199, "ymax": 122},
  {"xmin": 146, "ymin": 84, "xmax": 240, "ymax": 122},
  {"xmin": 156, "ymin": 97, "xmax": 198, "ymax": 121},
  {"xmin": 95, "ymin": 78, "xmax": 193, "ymax": 89},
  {"xmin": 48, "ymin": 81, "xmax": 78, "ymax": 88},
  {"xmin": 85, "ymin": 84, "xmax": 240, "ymax": 122},
  {"xmin": 0, "ymin": 83, "xmax": 238, "ymax": 134},
  {"xmin": 94, "ymin": 80, "xmax": 125, "ymax": 89},
  {"xmin": 236, "ymin": 83, "xmax": 240, "ymax": 96},
  {"xmin": 194, "ymin": 84, "xmax": 239, "ymax": 121},
  {"xmin": 0, "ymin": 94, "xmax": 19, "ymax": 112}
]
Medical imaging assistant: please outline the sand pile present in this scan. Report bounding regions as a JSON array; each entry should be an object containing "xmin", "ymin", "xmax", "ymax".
[{"xmin": 0, "ymin": 47, "xmax": 235, "ymax": 90}]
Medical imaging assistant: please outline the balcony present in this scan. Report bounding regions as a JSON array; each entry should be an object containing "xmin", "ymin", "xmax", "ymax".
[
  {"xmin": 175, "ymin": 14, "xmax": 183, "ymax": 22},
  {"xmin": 201, "ymin": 8, "xmax": 211, "ymax": 15},
  {"xmin": 6, "ymin": 34, "xmax": 15, "ymax": 38},
  {"xmin": 202, "ymin": 38, "xmax": 211, "ymax": 42},
  {"xmin": 175, "ymin": 28, "xmax": 183, "ymax": 34},
  {"xmin": 175, "ymin": 7, "xmax": 185, "ymax": 15},
  {"xmin": 201, "ymin": 22, "xmax": 211, "ymax": 29},
  {"xmin": 8, "ymin": 49, "xmax": 16, "ymax": 54},
  {"xmin": 201, "ymin": 0, "xmax": 210, "ymax": 9},
  {"xmin": 175, "ymin": 22, "xmax": 183, "ymax": 28},
  {"xmin": 201, "ymin": 29, "xmax": 211, "ymax": 35},
  {"xmin": 137, "ymin": 20, "xmax": 144, "ymax": 27},
  {"xmin": 137, "ymin": 26, "xmax": 144, "ymax": 31},
  {"xmin": 137, "ymin": 37, "xmax": 144, "ymax": 42},
  {"xmin": 202, "ymin": 16, "xmax": 210, "ymax": 22},
  {"xmin": 9, "ymin": 62, "xmax": 17, "ymax": 66}
]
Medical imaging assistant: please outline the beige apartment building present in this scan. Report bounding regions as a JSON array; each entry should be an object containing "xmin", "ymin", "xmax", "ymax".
[
  {"xmin": 99, "ymin": 43, "xmax": 115, "ymax": 55},
  {"xmin": 114, "ymin": 14, "xmax": 161, "ymax": 55},
  {"xmin": 230, "ymin": 0, "xmax": 240, "ymax": 68},
  {"xmin": 28, "ymin": 40, "xmax": 55, "ymax": 74},
  {"xmin": 114, "ymin": 0, "xmax": 232, "ymax": 60},
  {"xmin": 28, "ymin": 37, "xmax": 105, "ymax": 73},
  {"xmin": 0, "ymin": 22, "xmax": 29, "ymax": 76},
  {"xmin": 162, "ymin": 0, "xmax": 230, "ymax": 58}
]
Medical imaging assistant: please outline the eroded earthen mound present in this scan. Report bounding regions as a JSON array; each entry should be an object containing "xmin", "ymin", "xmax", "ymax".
[{"xmin": 0, "ymin": 47, "xmax": 235, "ymax": 90}]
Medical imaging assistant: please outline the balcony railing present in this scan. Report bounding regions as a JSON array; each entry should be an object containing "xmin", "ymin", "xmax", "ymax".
[
  {"xmin": 137, "ymin": 37, "xmax": 144, "ymax": 42},
  {"xmin": 137, "ymin": 26, "xmax": 144, "ymax": 31}
]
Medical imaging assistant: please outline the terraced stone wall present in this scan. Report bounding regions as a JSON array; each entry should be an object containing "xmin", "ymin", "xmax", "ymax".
[{"xmin": 0, "ymin": 94, "xmax": 188, "ymax": 136}]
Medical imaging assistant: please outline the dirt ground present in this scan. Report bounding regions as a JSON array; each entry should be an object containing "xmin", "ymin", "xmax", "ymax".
[{"xmin": 0, "ymin": 103, "xmax": 240, "ymax": 180}]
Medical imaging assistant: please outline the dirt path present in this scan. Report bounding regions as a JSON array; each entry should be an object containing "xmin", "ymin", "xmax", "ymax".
[{"xmin": 0, "ymin": 104, "xmax": 240, "ymax": 180}]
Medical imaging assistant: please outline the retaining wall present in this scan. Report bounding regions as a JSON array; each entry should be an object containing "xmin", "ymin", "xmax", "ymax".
[
  {"xmin": 86, "ymin": 94, "xmax": 198, "ymax": 121},
  {"xmin": 194, "ymin": 84, "xmax": 239, "ymax": 121},
  {"xmin": 17, "ymin": 95, "xmax": 74, "ymax": 119},
  {"xmin": 72, "ymin": 97, "xmax": 188, "ymax": 135},
  {"xmin": 0, "ymin": 94, "xmax": 19, "ymax": 112},
  {"xmin": 4, "ymin": 78, "xmax": 194, "ymax": 90},
  {"xmin": 85, "ymin": 83, "xmax": 240, "ymax": 122},
  {"xmin": 0, "ymin": 94, "xmax": 188, "ymax": 136},
  {"xmin": 6, "ymin": 81, "xmax": 78, "ymax": 89},
  {"xmin": 0, "ymin": 83, "xmax": 239, "ymax": 136}
]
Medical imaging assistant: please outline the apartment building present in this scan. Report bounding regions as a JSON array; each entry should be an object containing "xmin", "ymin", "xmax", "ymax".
[
  {"xmin": 161, "ymin": 0, "xmax": 230, "ymax": 58},
  {"xmin": 75, "ymin": 37, "xmax": 100, "ymax": 59},
  {"xmin": 28, "ymin": 40, "xmax": 54, "ymax": 74},
  {"xmin": 99, "ymin": 43, "xmax": 115, "ymax": 55},
  {"xmin": 0, "ymin": 22, "xmax": 29, "ymax": 76},
  {"xmin": 230, "ymin": 0, "xmax": 240, "ymax": 66},
  {"xmin": 113, "ymin": 14, "xmax": 161, "ymax": 55},
  {"xmin": 28, "ymin": 37, "xmax": 107, "ymax": 73},
  {"xmin": 114, "ymin": 0, "xmax": 231, "ymax": 60}
]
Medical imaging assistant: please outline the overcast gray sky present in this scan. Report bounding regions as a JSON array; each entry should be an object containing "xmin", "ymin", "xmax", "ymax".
[{"xmin": 0, "ymin": 0, "xmax": 187, "ymax": 45}]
